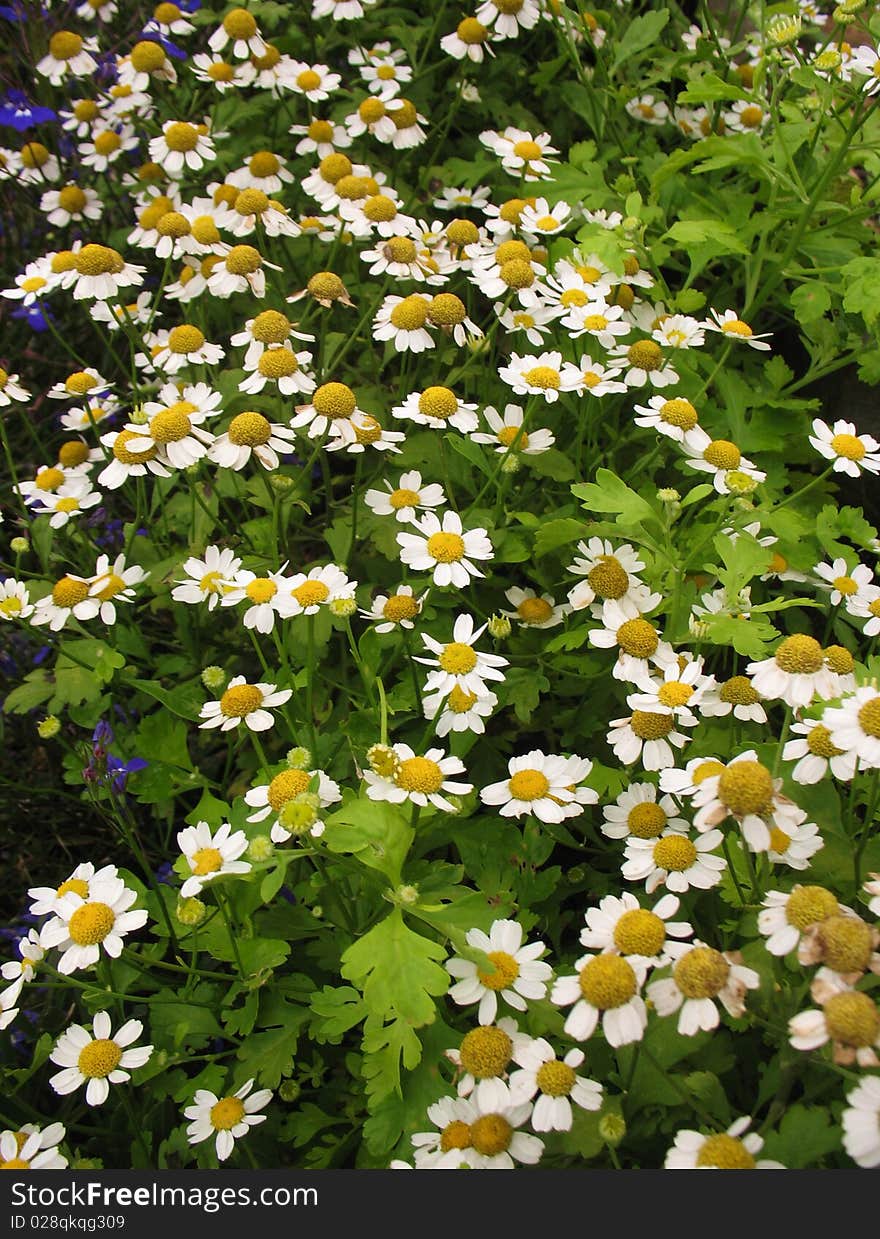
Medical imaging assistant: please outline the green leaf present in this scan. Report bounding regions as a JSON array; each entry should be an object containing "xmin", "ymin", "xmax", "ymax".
[
  {"xmin": 676, "ymin": 73, "xmax": 749, "ymax": 104},
  {"xmin": 134, "ymin": 711, "xmax": 192, "ymax": 770},
  {"xmin": 324, "ymin": 795, "xmax": 413, "ymax": 885},
  {"xmin": 3, "ymin": 670, "xmax": 54, "ymax": 714},
  {"xmin": 360, "ymin": 1013, "xmax": 423, "ymax": 1104},
  {"xmin": 700, "ymin": 613, "xmax": 779, "ymax": 659},
  {"xmin": 664, "ymin": 219, "xmax": 749, "ymax": 256},
  {"xmin": 309, "ymin": 985, "xmax": 369, "ymax": 1042},
  {"xmin": 841, "ymin": 257, "xmax": 880, "ymax": 327},
  {"xmin": 572, "ymin": 469, "xmax": 661, "ymax": 531},
  {"xmin": 761, "ymin": 1105, "xmax": 841, "ymax": 1168},
  {"xmin": 445, "ymin": 431, "xmax": 492, "ymax": 478},
  {"xmin": 533, "ymin": 516, "xmax": 590, "ymax": 558},
  {"xmin": 527, "ymin": 448, "xmax": 576, "ymax": 481},
  {"xmin": 341, "ymin": 909, "xmax": 448, "ymax": 1026},
  {"xmin": 236, "ymin": 1020, "xmax": 307, "ymax": 1088},
  {"xmin": 610, "ymin": 9, "xmax": 670, "ymax": 72},
  {"xmin": 503, "ymin": 667, "xmax": 550, "ymax": 724},
  {"xmin": 791, "ymin": 281, "xmax": 832, "ymax": 325},
  {"xmin": 127, "ymin": 677, "xmax": 204, "ymax": 722},
  {"xmin": 712, "ymin": 532, "xmax": 771, "ymax": 595}
]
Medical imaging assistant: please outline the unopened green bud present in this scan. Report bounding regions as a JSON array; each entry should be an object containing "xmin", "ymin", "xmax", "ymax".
[
  {"xmin": 329, "ymin": 595, "xmax": 357, "ymax": 617},
  {"xmin": 10, "ymin": 536, "xmax": 29, "ymax": 554},
  {"xmin": 487, "ymin": 614, "xmax": 512, "ymax": 640},
  {"xmin": 37, "ymin": 715, "xmax": 61, "ymax": 739},
  {"xmin": 657, "ymin": 488, "xmax": 680, "ymax": 504},
  {"xmin": 725, "ymin": 469, "xmax": 758, "ymax": 495},
  {"xmin": 599, "ymin": 1113, "xmax": 626, "ymax": 1147},
  {"xmin": 278, "ymin": 794, "xmax": 319, "ymax": 836},
  {"xmin": 247, "ymin": 834, "xmax": 275, "ymax": 862},
  {"xmin": 176, "ymin": 896, "xmax": 207, "ymax": 926},
  {"xmin": 269, "ymin": 473, "xmax": 294, "ymax": 492},
  {"xmin": 500, "ymin": 453, "xmax": 521, "ymax": 474},
  {"xmin": 279, "ymin": 1080, "xmax": 301, "ymax": 1103},
  {"xmin": 287, "ymin": 745, "xmax": 312, "ymax": 770},
  {"xmin": 367, "ymin": 743, "xmax": 398, "ymax": 778},
  {"xmin": 129, "ymin": 404, "xmax": 148, "ymax": 425},
  {"xmin": 622, "ymin": 215, "xmax": 640, "ymax": 232},
  {"xmin": 390, "ymin": 883, "xmax": 419, "ymax": 907},
  {"xmin": 201, "ymin": 665, "xmax": 226, "ymax": 691}
]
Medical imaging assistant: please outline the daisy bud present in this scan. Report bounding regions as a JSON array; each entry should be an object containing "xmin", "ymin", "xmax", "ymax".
[
  {"xmin": 10, "ymin": 536, "xmax": 29, "ymax": 554},
  {"xmin": 38, "ymin": 715, "xmax": 61, "ymax": 739},
  {"xmin": 247, "ymin": 834, "xmax": 275, "ymax": 862},
  {"xmin": 389, "ymin": 883, "xmax": 419, "ymax": 907},
  {"xmin": 269, "ymin": 473, "xmax": 294, "ymax": 492},
  {"xmin": 726, "ymin": 469, "xmax": 759, "ymax": 495},
  {"xmin": 487, "ymin": 614, "xmax": 512, "ymax": 640},
  {"xmin": 129, "ymin": 404, "xmax": 148, "ymax": 425},
  {"xmin": 599, "ymin": 1113, "xmax": 626, "ymax": 1147},
  {"xmin": 367, "ymin": 743, "xmax": 398, "ymax": 778},
  {"xmin": 623, "ymin": 215, "xmax": 640, "ymax": 232},
  {"xmin": 312, "ymin": 905, "xmax": 323, "ymax": 919},
  {"xmin": 176, "ymin": 896, "xmax": 206, "ymax": 926},
  {"xmin": 201, "ymin": 665, "xmax": 226, "ymax": 691},
  {"xmin": 279, "ymin": 1080, "xmax": 301, "ymax": 1103},
  {"xmin": 500, "ymin": 453, "xmax": 521, "ymax": 474},
  {"xmin": 277, "ymin": 794, "xmax": 319, "ymax": 836},
  {"xmin": 286, "ymin": 746, "xmax": 312, "ymax": 770},
  {"xmin": 766, "ymin": 14, "xmax": 801, "ymax": 44},
  {"xmin": 329, "ymin": 596, "xmax": 357, "ymax": 618}
]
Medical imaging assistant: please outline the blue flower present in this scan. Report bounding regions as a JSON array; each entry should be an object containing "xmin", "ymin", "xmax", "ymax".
[
  {"xmin": 11, "ymin": 302, "xmax": 50, "ymax": 333},
  {"xmin": 0, "ymin": 90, "xmax": 57, "ymax": 132}
]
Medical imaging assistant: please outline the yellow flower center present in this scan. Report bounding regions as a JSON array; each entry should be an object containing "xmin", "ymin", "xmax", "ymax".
[
  {"xmin": 447, "ymin": 686, "xmax": 478, "ymax": 713},
  {"xmin": 805, "ymin": 724, "xmax": 843, "ymax": 759},
  {"xmin": 414, "ymin": 387, "xmax": 457, "ymax": 422},
  {"xmin": 168, "ymin": 324, "xmax": 205, "ymax": 354},
  {"xmin": 785, "ymin": 885, "xmax": 838, "ymax": 930},
  {"xmin": 652, "ymin": 834, "xmax": 698, "ymax": 872},
  {"xmin": 307, "ymin": 119, "xmax": 334, "ymax": 143},
  {"xmin": 533, "ymin": 1059, "xmax": 575, "ymax": 1097},
  {"xmin": 335, "ymin": 174, "xmax": 378, "ymax": 201},
  {"xmin": 857, "ymin": 696, "xmax": 880, "ymax": 738},
  {"xmin": 353, "ymin": 415, "xmax": 382, "ymax": 445},
  {"xmin": 720, "ymin": 676, "xmax": 759, "ymax": 705},
  {"xmin": 426, "ymin": 532, "xmax": 466, "ymax": 563},
  {"xmin": 382, "ymin": 594, "xmax": 420, "ymax": 622},
  {"xmin": 228, "ymin": 412, "xmax": 271, "ymax": 446},
  {"xmin": 307, "ymin": 270, "xmax": 347, "ymax": 301},
  {"xmin": 627, "ymin": 340, "xmax": 663, "ymax": 371},
  {"xmin": 313, "ymin": 382, "xmax": 357, "ymax": 420},
  {"xmin": 446, "ymin": 218, "xmax": 480, "ymax": 247},
  {"xmin": 630, "ymin": 710, "xmax": 674, "ymax": 740},
  {"xmin": 318, "ymin": 153, "xmax": 352, "ymax": 184},
  {"xmin": 500, "ymin": 258, "xmax": 535, "ymax": 290},
  {"xmin": 717, "ymin": 760, "xmax": 774, "ymax": 817},
  {"xmin": 702, "ymin": 439, "xmax": 741, "ymax": 469},
  {"xmin": 95, "ymin": 130, "xmax": 123, "ymax": 158},
  {"xmin": 245, "ymin": 578, "xmax": 277, "ymax": 605},
  {"xmin": 54, "ymin": 497, "xmax": 80, "ymax": 514},
  {"xmin": 209, "ymin": 1096, "xmax": 246, "ymax": 1130},
  {"xmin": 384, "ymin": 236, "xmax": 417, "ymax": 263},
  {"xmin": 673, "ymin": 946, "xmax": 730, "ymax": 998},
  {"xmin": 258, "ymin": 347, "xmax": 299, "ymax": 379},
  {"xmin": 438, "ymin": 642, "xmax": 477, "ymax": 674},
  {"xmin": 267, "ymin": 769, "xmax": 311, "ymax": 812},
  {"xmin": 824, "ymin": 991, "xmax": 880, "ymax": 1047},
  {"xmin": 830, "ymin": 433, "xmax": 865, "ymax": 461},
  {"xmin": 0, "ymin": 1157, "xmax": 30, "ymax": 1170},
  {"xmin": 394, "ymin": 757, "xmax": 444, "ymax": 794},
  {"xmin": 94, "ymin": 573, "xmax": 126, "ymax": 601},
  {"xmin": 0, "ymin": 596, "xmax": 22, "ymax": 617},
  {"xmin": 739, "ymin": 105, "xmax": 764, "ymax": 128},
  {"xmin": 21, "ymin": 141, "xmax": 50, "ymax": 168},
  {"xmin": 52, "ymin": 577, "xmax": 89, "ymax": 608},
  {"xmin": 191, "ymin": 847, "xmax": 222, "ymax": 876},
  {"xmin": 50, "ymin": 30, "xmax": 84, "ymax": 60},
  {"xmin": 534, "ymin": 214, "xmax": 560, "ymax": 232},
  {"xmin": 155, "ymin": 1, "xmax": 181, "ymax": 18},
  {"xmin": 816, "ymin": 915, "xmax": 873, "ymax": 974},
  {"xmin": 66, "ymin": 370, "xmax": 99, "ymax": 395},
  {"xmin": 251, "ymin": 45, "xmax": 280, "ymax": 70},
  {"xmin": 74, "ymin": 99, "xmax": 99, "ymax": 122},
  {"xmin": 512, "ymin": 139, "xmax": 542, "ymax": 161},
  {"xmin": 225, "ymin": 244, "xmax": 262, "ymax": 275},
  {"xmin": 428, "ymin": 293, "xmax": 466, "ymax": 326},
  {"xmin": 440, "ymin": 1120, "xmax": 472, "ymax": 1152},
  {"xmin": 245, "ymin": 312, "xmax": 289, "ymax": 348},
  {"xmin": 578, "ymin": 954, "xmax": 637, "ymax": 1009},
  {"xmin": 659, "ymin": 398, "xmax": 698, "ymax": 430},
  {"xmin": 163, "ymin": 122, "xmax": 200, "ymax": 152},
  {"xmin": 150, "ymin": 406, "xmax": 192, "ymax": 443},
  {"xmin": 627, "ymin": 801, "xmax": 667, "ymax": 839},
  {"xmin": 59, "ymin": 440, "xmax": 89, "ymax": 467},
  {"xmin": 219, "ymin": 684, "xmax": 263, "ymax": 717},
  {"xmin": 613, "ymin": 908, "xmax": 666, "ymax": 956},
  {"xmin": 774, "ymin": 633, "xmax": 823, "ymax": 675},
  {"xmin": 521, "ymin": 365, "xmax": 560, "ymax": 389},
  {"xmin": 658, "ymin": 681, "xmax": 693, "ymax": 708},
  {"xmin": 695, "ymin": 1134, "xmax": 756, "ymax": 1169},
  {"xmin": 387, "ymin": 488, "xmax": 420, "ymax": 512},
  {"xmin": 459, "ymin": 1025, "xmax": 512, "ymax": 1078},
  {"xmin": 390, "ymin": 295, "xmax": 429, "ymax": 330},
  {"xmin": 57, "ymin": 877, "xmax": 89, "ymax": 899},
  {"xmin": 235, "ymin": 188, "xmax": 269, "ymax": 216},
  {"xmin": 391, "ymin": 100, "xmax": 418, "ymax": 129},
  {"xmin": 470, "ymin": 1114, "xmax": 513, "ymax": 1157},
  {"xmin": 292, "ymin": 580, "xmax": 330, "ymax": 607},
  {"xmin": 113, "ymin": 428, "xmax": 157, "ymax": 465},
  {"xmin": 721, "ymin": 318, "xmax": 754, "ymax": 337},
  {"xmin": 57, "ymin": 184, "xmax": 88, "ymax": 215},
  {"xmin": 508, "ymin": 769, "xmax": 550, "ymax": 801},
  {"xmin": 223, "ymin": 7, "xmax": 257, "ymax": 38},
  {"xmin": 36, "ymin": 466, "xmax": 65, "ymax": 491},
  {"xmin": 297, "ymin": 69, "xmax": 322, "ymax": 91},
  {"xmin": 458, "ymin": 16, "xmax": 488, "ymax": 42},
  {"xmin": 68, "ymin": 901, "xmax": 115, "ymax": 945},
  {"xmin": 75, "ymin": 244, "xmax": 124, "ymax": 277},
  {"xmin": 517, "ymin": 596, "xmax": 553, "ymax": 623},
  {"xmin": 824, "ymin": 645, "xmax": 854, "ymax": 674},
  {"xmin": 615, "ymin": 617, "xmax": 657, "ymax": 658},
  {"xmin": 78, "ymin": 1039, "xmax": 122, "ymax": 1079},
  {"xmin": 477, "ymin": 950, "xmax": 520, "ymax": 991}
]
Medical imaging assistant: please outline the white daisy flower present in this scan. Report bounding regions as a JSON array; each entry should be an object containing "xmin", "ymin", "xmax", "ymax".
[
  {"xmin": 209, "ymin": 411, "xmax": 296, "ymax": 471},
  {"xmin": 445, "ymin": 918, "xmax": 552, "ymax": 1024},
  {"xmin": 601, "ymin": 783, "xmax": 688, "ymax": 842},
  {"xmin": 285, "ymin": 564, "xmax": 354, "ymax": 616},
  {"xmin": 824, "ymin": 687, "xmax": 880, "ymax": 770},
  {"xmin": 184, "ymin": 1079, "xmax": 272, "ymax": 1162},
  {"xmin": 498, "ymin": 350, "xmax": 581, "ymax": 402},
  {"xmin": 502, "ymin": 587, "xmax": 567, "ymax": 628},
  {"xmin": 589, "ymin": 597, "xmax": 671, "ymax": 684},
  {"xmin": 658, "ymin": 756, "xmax": 728, "ymax": 801},
  {"xmin": 28, "ymin": 863, "xmax": 119, "ymax": 918},
  {"xmin": 767, "ymin": 817, "xmax": 824, "ymax": 871},
  {"xmin": 626, "ymin": 657, "xmax": 714, "ymax": 724},
  {"xmin": 680, "ymin": 428, "xmax": 766, "ymax": 494},
  {"xmin": 479, "ymin": 126, "xmax": 559, "ymax": 180},
  {"xmin": 415, "ymin": 613, "xmax": 508, "ymax": 699},
  {"xmin": 626, "ymin": 94, "xmax": 670, "ymax": 125},
  {"xmin": 724, "ymin": 99, "xmax": 769, "ymax": 133},
  {"xmin": 245, "ymin": 767, "xmax": 342, "ymax": 843},
  {"xmin": 551, "ymin": 952, "xmax": 648, "ymax": 1047},
  {"xmin": 410, "ymin": 1095, "xmax": 481, "ymax": 1169},
  {"xmin": 50, "ymin": 1012, "xmax": 153, "ymax": 1107},
  {"xmin": 570, "ymin": 355, "xmax": 628, "ymax": 399},
  {"xmin": 372, "ymin": 293, "xmax": 435, "ymax": 352},
  {"xmin": 31, "ymin": 573, "xmax": 98, "ymax": 632},
  {"xmin": 291, "ymin": 381, "xmax": 371, "ymax": 446},
  {"xmin": 519, "ymin": 198, "xmax": 573, "ymax": 239},
  {"xmin": 746, "ymin": 633, "xmax": 836, "ymax": 709},
  {"xmin": 0, "ymin": 928, "xmax": 47, "ymax": 1009},
  {"xmin": 700, "ymin": 674, "xmax": 768, "ymax": 723},
  {"xmin": 580, "ymin": 891, "xmax": 693, "ymax": 967},
  {"xmin": 633, "ymin": 394, "xmax": 702, "ymax": 444},
  {"xmin": 359, "ymin": 53, "xmax": 413, "ymax": 98},
  {"xmin": 360, "ymin": 585, "xmax": 426, "ymax": 633},
  {"xmin": 440, "ymin": 17, "xmax": 496, "ymax": 62},
  {"xmin": 445, "ymin": 1018, "xmax": 530, "ymax": 1109},
  {"xmin": 36, "ymin": 31, "xmax": 99, "ymax": 84},
  {"xmin": 423, "ymin": 685, "xmax": 498, "ymax": 737},
  {"xmin": 31, "ymin": 477, "xmax": 101, "ymax": 529},
  {"xmin": 509, "ymin": 1040, "xmax": 602, "ymax": 1132},
  {"xmin": 495, "ymin": 299, "xmax": 557, "ymax": 345},
  {"xmin": 705, "ymin": 308, "xmax": 772, "ymax": 349},
  {"xmin": 69, "ymin": 244, "xmax": 145, "ymax": 303},
  {"xmin": 364, "ymin": 743, "xmax": 472, "ymax": 813},
  {"xmin": 842, "ymin": 1077, "xmax": 880, "ymax": 1168},
  {"xmin": 665, "ymin": 1117, "xmax": 784, "ymax": 1169},
  {"xmin": 475, "ymin": 0, "xmax": 542, "ymax": 39},
  {"xmin": 480, "ymin": 750, "xmax": 596, "ymax": 823},
  {"xmin": 208, "ymin": 9, "xmax": 267, "ymax": 59},
  {"xmin": 783, "ymin": 718, "xmax": 857, "ymax": 783},
  {"xmin": 691, "ymin": 750, "xmax": 805, "ymax": 852},
  {"xmin": 41, "ymin": 875, "xmax": 148, "ymax": 974},
  {"xmin": 288, "ymin": 61, "xmax": 341, "ymax": 100},
  {"xmin": 0, "ymin": 579, "xmax": 34, "ymax": 622},
  {"xmin": 289, "ymin": 118, "xmax": 352, "ymax": 158},
  {"xmin": 471, "ymin": 403, "xmax": 556, "ymax": 456},
  {"xmin": 393, "ymin": 387, "xmax": 479, "ymax": 434},
  {"xmin": 809, "ymin": 418, "xmax": 880, "ymax": 477},
  {"xmin": 758, "ymin": 885, "xmax": 843, "ymax": 958},
  {"xmin": 621, "ymin": 828, "xmax": 726, "ymax": 895},
  {"xmin": 177, "ymin": 821, "xmax": 251, "ymax": 897},
  {"xmin": 608, "ymin": 707, "xmax": 692, "ymax": 771},
  {"xmin": 647, "ymin": 942, "xmax": 760, "ymax": 1035},
  {"xmin": 0, "ymin": 1123, "xmax": 67, "ymax": 1170},
  {"xmin": 207, "ymin": 244, "xmax": 280, "ymax": 299},
  {"xmin": 149, "ymin": 121, "xmax": 216, "ymax": 176},
  {"xmin": 465, "ymin": 1090, "xmax": 544, "ymax": 1168},
  {"xmin": 150, "ymin": 324, "xmax": 225, "ymax": 375},
  {"xmin": 789, "ymin": 968, "xmax": 880, "ymax": 1066},
  {"xmin": 171, "ymin": 546, "xmax": 241, "ymax": 610},
  {"xmin": 0, "ymin": 367, "xmax": 30, "ymax": 406},
  {"xmin": 218, "ymin": 567, "xmax": 292, "ymax": 634},
  {"xmin": 81, "ymin": 554, "xmax": 149, "ymax": 625},
  {"xmin": 563, "ymin": 299, "xmax": 631, "ymax": 349},
  {"xmin": 607, "ymin": 339, "xmax": 679, "ymax": 388},
  {"xmin": 240, "ymin": 346, "xmax": 316, "ymax": 397},
  {"xmin": 199, "ymin": 676, "xmax": 292, "ymax": 733},
  {"xmin": 397, "ymin": 510, "xmax": 493, "ymax": 588},
  {"xmin": 364, "ymin": 471, "xmax": 446, "ymax": 524}
]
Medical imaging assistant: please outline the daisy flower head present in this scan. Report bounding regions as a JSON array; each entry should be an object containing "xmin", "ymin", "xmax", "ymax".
[
  {"xmin": 681, "ymin": 429, "xmax": 766, "ymax": 495},
  {"xmin": 782, "ymin": 719, "xmax": 857, "ymax": 784},
  {"xmin": 124, "ymin": 401, "xmax": 214, "ymax": 471},
  {"xmin": 580, "ymin": 891, "xmax": 693, "ymax": 967},
  {"xmin": 37, "ymin": 31, "xmax": 99, "ymax": 84},
  {"xmin": 177, "ymin": 821, "xmax": 251, "ymax": 898},
  {"xmin": 570, "ymin": 355, "xmax": 628, "ymax": 399},
  {"xmin": 551, "ymin": 952, "xmax": 648, "ymax": 1047},
  {"xmin": 495, "ymin": 298, "xmax": 557, "ymax": 345},
  {"xmin": 824, "ymin": 686, "xmax": 880, "ymax": 771},
  {"xmin": 3, "ymin": 262, "xmax": 56, "ymax": 306},
  {"xmin": 479, "ymin": 127, "xmax": 559, "ymax": 180},
  {"xmin": 502, "ymin": 586, "xmax": 567, "ymax": 628},
  {"xmin": 397, "ymin": 510, "xmax": 493, "ymax": 588},
  {"xmin": 184, "ymin": 1079, "xmax": 272, "ymax": 1162},
  {"xmin": 31, "ymin": 573, "xmax": 98, "ymax": 632},
  {"xmin": 440, "ymin": 17, "xmax": 496, "ymax": 62},
  {"xmin": 364, "ymin": 743, "xmax": 472, "ymax": 813},
  {"xmin": 199, "ymin": 676, "xmax": 292, "ymax": 733},
  {"xmin": 589, "ymin": 598, "xmax": 671, "ymax": 684},
  {"xmin": 850, "ymin": 43, "xmax": 880, "ymax": 94},
  {"xmin": 724, "ymin": 100, "xmax": 769, "ymax": 133},
  {"xmin": 31, "ymin": 476, "xmax": 101, "ymax": 529},
  {"xmin": 415, "ymin": 613, "xmax": 509, "ymax": 699},
  {"xmin": 626, "ymin": 657, "xmax": 714, "ymax": 724},
  {"xmin": 789, "ymin": 968, "xmax": 880, "ymax": 1066},
  {"xmin": 410, "ymin": 1094, "xmax": 481, "ymax": 1169},
  {"xmin": 608, "ymin": 706, "xmax": 689, "ymax": 775},
  {"xmin": 360, "ymin": 584, "xmax": 426, "ymax": 633},
  {"xmin": 0, "ymin": 1123, "xmax": 67, "ymax": 1170},
  {"xmin": 364, "ymin": 471, "xmax": 446, "ymax": 524},
  {"xmin": 28, "ymin": 862, "xmax": 119, "ymax": 919},
  {"xmin": 758, "ymin": 885, "xmax": 843, "ymax": 958},
  {"xmin": 0, "ymin": 367, "xmax": 30, "ymax": 406},
  {"xmin": 171, "ymin": 546, "xmax": 241, "ymax": 610},
  {"xmin": 475, "ymin": 0, "xmax": 542, "ymax": 39},
  {"xmin": 700, "ymin": 674, "xmax": 767, "ymax": 724},
  {"xmin": 633, "ymin": 394, "xmax": 702, "ymax": 444},
  {"xmin": 647, "ymin": 941, "xmax": 760, "ymax": 1035},
  {"xmin": 607, "ymin": 338, "xmax": 679, "ymax": 388},
  {"xmin": 208, "ymin": 8, "xmax": 267, "ymax": 59},
  {"xmin": 621, "ymin": 828, "xmax": 726, "ymax": 895},
  {"xmin": 288, "ymin": 61, "xmax": 341, "ymax": 101},
  {"xmin": 601, "ymin": 782, "xmax": 688, "ymax": 842},
  {"xmin": 245, "ymin": 766, "xmax": 342, "ymax": 843},
  {"xmin": 445, "ymin": 918, "xmax": 552, "ymax": 1024},
  {"xmin": 285, "ymin": 564, "xmax": 354, "ymax": 617},
  {"xmin": 207, "ymin": 244, "xmax": 280, "ymax": 299},
  {"xmin": 1, "ymin": 928, "xmax": 47, "ymax": 1007},
  {"xmin": 464, "ymin": 1091, "xmax": 544, "ymax": 1168},
  {"xmin": 746, "ymin": 632, "xmax": 835, "ymax": 709},
  {"xmin": 508, "ymin": 1040, "xmax": 602, "ymax": 1132},
  {"xmin": 0, "ymin": 579, "xmax": 34, "ymax": 623},
  {"xmin": 472, "ymin": 403, "xmax": 556, "ymax": 456},
  {"xmin": 569, "ymin": 538, "xmax": 647, "ymax": 604},
  {"xmin": 70, "ymin": 244, "xmax": 145, "ymax": 303},
  {"xmin": 373, "ymin": 292, "xmax": 436, "ymax": 353},
  {"xmin": 665, "ymin": 1117, "xmax": 784, "ymax": 1169},
  {"xmin": 41, "ymin": 874, "xmax": 148, "ymax": 974},
  {"xmin": 359, "ymin": 52, "xmax": 413, "ymax": 98},
  {"xmin": 519, "ymin": 198, "xmax": 573, "ymax": 239},
  {"xmin": 445, "ymin": 1017, "xmax": 529, "ymax": 1109},
  {"xmin": 85, "ymin": 554, "xmax": 149, "ymax": 625},
  {"xmin": 219, "ymin": 567, "xmax": 293, "ymax": 634},
  {"xmin": 498, "ymin": 350, "xmax": 580, "ymax": 402},
  {"xmin": 149, "ymin": 121, "xmax": 216, "ymax": 176},
  {"xmin": 796, "ymin": 909, "xmax": 880, "ymax": 977},
  {"xmin": 151, "ymin": 324, "xmax": 225, "ymax": 375},
  {"xmin": 705, "ymin": 307, "xmax": 772, "ymax": 350},
  {"xmin": 626, "ymin": 94, "xmax": 670, "ymax": 125},
  {"xmin": 289, "ymin": 118, "xmax": 352, "ymax": 158},
  {"xmin": 393, "ymin": 387, "xmax": 479, "ymax": 434},
  {"xmin": 480, "ymin": 750, "xmax": 596, "ymax": 823},
  {"xmin": 809, "ymin": 418, "xmax": 880, "ymax": 476},
  {"xmin": 691, "ymin": 750, "xmax": 802, "ymax": 852},
  {"xmin": 842, "ymin": 1077, "xmax": 880, "ymax": 1168},
  {"xmin": 50, "ymin": 1012, "xmax": 153, "ymax": 1107},
  {"xmin": 562, "ymin": 299, "xmax": 631, "ymax": 348},
  {"xmin": 423, "ymin": 685, "xmax": 498, "ymax": 737},
  {"xmin": 846, "ymin": 588, "xmax": 880, "ymax": 637},
  {"xmin": 208, "ymin": 411, "xmax": 296, "ymax": 470}
]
